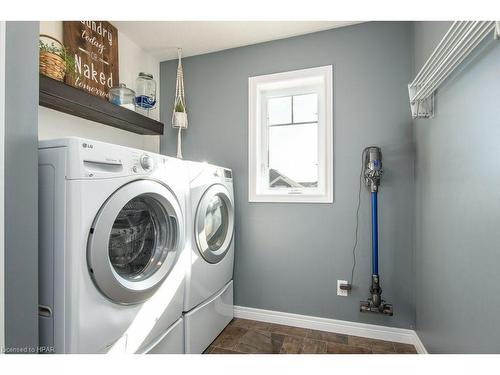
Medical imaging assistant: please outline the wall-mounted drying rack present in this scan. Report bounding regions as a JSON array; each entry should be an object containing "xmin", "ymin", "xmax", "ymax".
[{"xmin": 409, "ymin": 21, "xmax": 500, "ymax": 119}]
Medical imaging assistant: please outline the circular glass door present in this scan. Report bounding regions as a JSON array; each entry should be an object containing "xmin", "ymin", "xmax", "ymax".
[
  {"xmin": 88, "ymin": 180, "xmax": 183, "ymax": 305},
  {"xmin": 195, "ymin": 184, "xmax": 234, "ymax": 264},
  {"xmin": 108, "ymin": 196, "xmax": 174, "ymax": 281}
]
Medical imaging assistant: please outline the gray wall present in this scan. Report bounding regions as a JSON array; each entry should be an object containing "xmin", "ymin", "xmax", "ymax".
[
  {"xmin": 413, "ymin": 22, "xmax": 500, "ymax": 353},
  {"xmin": 161, "ymin": 22, "xmax": 415, "ymax": 328},
  {"xmin": 4, "ymin": 21, "xmax": 39, "ymax": 351}
]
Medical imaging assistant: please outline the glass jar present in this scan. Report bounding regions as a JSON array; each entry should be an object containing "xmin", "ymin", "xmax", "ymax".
[
  {"xmin": 109, "ymin": 83, "xmax": 135, "ymax": 111},
  {"xmin": 134, "ymin": 72, "xmax": 157, "ymax": 116}
]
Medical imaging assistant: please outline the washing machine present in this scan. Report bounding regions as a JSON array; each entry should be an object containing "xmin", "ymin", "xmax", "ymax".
[
  {"xmin": 183, "ymin": 161, "xmax": 235, "ymax": 354},
  {"xmin": 38, "ymin": 137, "xmax": 188, "ymax": 354}
]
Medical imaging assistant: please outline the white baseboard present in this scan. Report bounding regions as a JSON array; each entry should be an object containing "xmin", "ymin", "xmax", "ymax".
[
  {"xmin": 233, "ymin": 305, "xmax": 427, "ymax": 354},
  {"xmin": 411, "ymin": 331, "xmax": 428, "ymax": 354}
]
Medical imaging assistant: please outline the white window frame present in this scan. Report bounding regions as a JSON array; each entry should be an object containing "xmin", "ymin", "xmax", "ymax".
[{"xmin": 248, "ymin": 65, "xmax": 333, "ymax": 203}]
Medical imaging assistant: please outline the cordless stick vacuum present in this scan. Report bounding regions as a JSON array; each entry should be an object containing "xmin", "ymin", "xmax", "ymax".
[{"xmin": 359, "ymin": 147, "xmax": 393, "ymax": 316}]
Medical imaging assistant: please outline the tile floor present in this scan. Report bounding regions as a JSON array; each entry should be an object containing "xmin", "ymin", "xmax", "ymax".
[{"xmin": 204, "ymin": 318, "xmax": 417, "ymax": 354}]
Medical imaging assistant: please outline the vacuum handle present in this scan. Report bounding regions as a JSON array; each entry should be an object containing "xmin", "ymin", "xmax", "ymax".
[{"xmin": 371, "ymin": 191, "xmax": 379, "ymax": 276}]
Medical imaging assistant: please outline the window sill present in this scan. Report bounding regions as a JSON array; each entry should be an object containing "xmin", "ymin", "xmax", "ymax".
[{"xmin": 248, "ymin": 194, "xmax": 333, "ymax": 204}]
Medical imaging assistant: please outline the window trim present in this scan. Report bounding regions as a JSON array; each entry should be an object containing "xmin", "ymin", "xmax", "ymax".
[{"xmin": 248, "ymin": 65, "xmax": 333, "ymax": 203}]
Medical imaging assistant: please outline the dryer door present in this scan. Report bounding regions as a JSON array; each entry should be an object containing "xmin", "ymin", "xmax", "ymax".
[
  {"xmin": 195, "ymin": 184, "xmax": 234, "ymax": 264},
  {"xmin": 88, "ymin": 180, "xmax": 184, "ymax": 305}
]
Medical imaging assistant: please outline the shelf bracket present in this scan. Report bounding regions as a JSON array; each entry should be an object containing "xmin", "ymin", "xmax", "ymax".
[{"xmin": 408, "ymin": 85, "xmax": 434, "ymax": 119}]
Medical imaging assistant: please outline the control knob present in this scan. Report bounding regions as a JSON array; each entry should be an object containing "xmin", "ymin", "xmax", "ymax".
[{"xmin": 140, "ymin": 154, "xmax": 154, "ymax": 171}]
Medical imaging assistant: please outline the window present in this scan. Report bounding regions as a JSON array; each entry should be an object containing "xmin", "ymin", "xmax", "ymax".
[{"xmin": 248, "ymin": 66, "xmax": 333, "ymax": 203}]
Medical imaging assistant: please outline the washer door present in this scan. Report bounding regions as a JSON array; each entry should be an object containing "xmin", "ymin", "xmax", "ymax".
[
  {"xmin": 88, "ymin": 180, "xmax": 183, "ymax": 305},
  {"xmin": 195, "ymin": 184, "xmax": 234, "ymax": 264}
]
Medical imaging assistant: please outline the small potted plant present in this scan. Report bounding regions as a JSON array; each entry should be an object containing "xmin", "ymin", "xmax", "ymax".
[
  {"xmin": 172, "ymin": 48, "xmax": 188, "ymax": 159},
  {"xmin": 39, "ymin": 34, "xmax": 75, "ymax": 82},
  {"xmin": 173, "ymin": 99, "xmax": 188, "ymax": 128}
]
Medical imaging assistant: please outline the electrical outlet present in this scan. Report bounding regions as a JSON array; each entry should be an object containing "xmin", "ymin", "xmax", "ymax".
[{"xmin": 337, "ymin": 280, "xmax": 349, "ymax": 296}]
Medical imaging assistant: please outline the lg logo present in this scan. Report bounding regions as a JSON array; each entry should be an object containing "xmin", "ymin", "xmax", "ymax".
[{"xmin": 82, "ymin": 143, "xmax": 94, "ymax": 149}]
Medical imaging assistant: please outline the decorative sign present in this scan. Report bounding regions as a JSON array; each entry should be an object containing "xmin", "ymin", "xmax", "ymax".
[{"xmin": 63, "ymin": 21, "xmax": 119, "ymax": 99}]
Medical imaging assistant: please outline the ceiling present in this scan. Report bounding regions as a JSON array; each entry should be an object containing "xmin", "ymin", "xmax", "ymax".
[{"xmin": 113, "ymin": 21, "xmax": 362, "ymax": 61}]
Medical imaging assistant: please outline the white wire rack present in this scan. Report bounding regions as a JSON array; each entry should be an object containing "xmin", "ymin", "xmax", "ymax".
[{"xmin": 409, "ymin": 21, "xmax": 499, "ymax": 119}]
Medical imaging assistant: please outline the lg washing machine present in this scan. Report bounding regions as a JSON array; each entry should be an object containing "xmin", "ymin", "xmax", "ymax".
[{"xmin": 38, "ymin": 138, "xmax": 188, "ymax": 353}]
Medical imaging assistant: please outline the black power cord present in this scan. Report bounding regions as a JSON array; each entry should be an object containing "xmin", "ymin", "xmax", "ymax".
[
  {"xmin": 338, "ymin": 149, "xmax": 366, "ymax": 293},
  {"xmin": 341, "ymin": 150, "xmax": 366, "ymax": 292},
  {"xmin": 351, "ymin": 154, "xmax": 364, "ymax": 284}
]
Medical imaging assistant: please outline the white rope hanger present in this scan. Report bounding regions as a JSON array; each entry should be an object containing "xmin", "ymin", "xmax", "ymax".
[{"xmin": 172, "ymin": 48, "xmax": 188, "ymax": 159}]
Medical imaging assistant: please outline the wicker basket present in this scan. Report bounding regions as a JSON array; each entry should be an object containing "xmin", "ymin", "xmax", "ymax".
[{"xmin": 39, "ymin": 34, "xmax": 66, "ymax": 82}]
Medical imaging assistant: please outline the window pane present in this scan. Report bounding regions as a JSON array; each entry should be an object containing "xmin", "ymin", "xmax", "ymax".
[
  {"xmin": 268, "ymin": 123, "xmax": 318, "ymax": 189},
  {"xmin": 293, "ymin": 93, "xmax": 318, "ymax": 123},
  {"xmin": 268, "ymin": 96, "xmax": 292, "ymax": 125}
]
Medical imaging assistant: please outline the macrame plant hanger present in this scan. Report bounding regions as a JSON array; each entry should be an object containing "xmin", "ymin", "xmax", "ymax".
[{"xmin": 172, "ymin": 48, "xmax": 188, "ymax": 159}]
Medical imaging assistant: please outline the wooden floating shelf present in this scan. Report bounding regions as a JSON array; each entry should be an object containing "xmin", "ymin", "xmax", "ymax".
[{"xmin": 39, "ymin": 75, "xmax": 164, "ymax": 135}]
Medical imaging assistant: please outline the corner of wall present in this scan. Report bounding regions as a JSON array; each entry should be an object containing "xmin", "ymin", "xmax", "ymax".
[
  {"xmin": 0, "ymin": 20, "xmax": 6, "ymax": 351},
  {"xmin": 4, "ymin": 20, "xmax": 39, "ymax": 351}
]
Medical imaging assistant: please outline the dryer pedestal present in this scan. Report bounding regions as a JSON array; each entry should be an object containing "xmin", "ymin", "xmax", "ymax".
[{"xmin": 184, "ymin": 281, "xmax": 233, "ymax": 354}]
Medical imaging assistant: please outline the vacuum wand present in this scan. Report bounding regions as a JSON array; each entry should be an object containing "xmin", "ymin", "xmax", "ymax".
[{"xmin": 360, "ymin": 147, "xmax": 393, "ymax": 316}]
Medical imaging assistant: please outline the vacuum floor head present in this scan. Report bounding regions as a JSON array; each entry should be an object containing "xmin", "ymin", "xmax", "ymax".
[
  {"xmin": 359, "ymin": 275, "xmax": 393, "ymax": 316},
  {"xmin": 360, "ymin": 300, "xmax": 393, "ymax": 316}
]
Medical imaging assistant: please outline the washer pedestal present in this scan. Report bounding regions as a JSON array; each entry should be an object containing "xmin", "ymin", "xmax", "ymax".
[{"xmin": 138, "ymin": 318, "xmax": 184, "ymax": 354}]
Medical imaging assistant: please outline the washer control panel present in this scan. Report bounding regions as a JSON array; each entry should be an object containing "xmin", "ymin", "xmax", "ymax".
[{"xmin": 64, "ymin": 138, "xmax": 168, "ymax": 179}]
